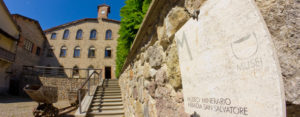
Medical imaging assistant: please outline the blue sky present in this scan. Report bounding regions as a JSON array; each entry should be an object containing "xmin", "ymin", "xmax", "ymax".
[{"xmin": 3, "ymin": 0, "xmax": 125, "ymax": 30}]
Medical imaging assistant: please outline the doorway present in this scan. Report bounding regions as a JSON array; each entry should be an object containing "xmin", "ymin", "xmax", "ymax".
[{"xmin": 105, "ymin": 67, "xmax": 111, "ymax": 79}]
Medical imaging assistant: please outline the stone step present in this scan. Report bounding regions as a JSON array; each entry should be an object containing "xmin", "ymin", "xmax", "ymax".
[
  {"xmin": 94, "ymin": 95, "xmax": 122, "ymax": 99},
  {"xmin": 102, "ymin": 84, "xmax": 119, "ymax": 86},
  {"xmin": 98, "ymin": 87, "xmax": 120, "ymax": 89},
  {"xmin": 93, "ymin": 98, "xmax": 122, "ymax": 102},
  {"xmin": 91, "ymin": 102, "xmax": 123, "ymax": 106},
  {"xmin": 102, "ymin": 82, "xmax": 119, "ymax": 84},
  {"xmin": 95, "ymin": 92, "xmax": 121, "ymax": 94},
  {"xmin": 102, "ymin": 85, "xmax": 119, "ymax": 87},
  {"xmin": 96, "ymin": 90, "xmax": 121, "ymax": 93},
  {"xmin": 105, "ymin": 79, "xmax": 118, "ymax": 81},
  {"xmin": 98, "ymin": 88, "xmax": 120, "ymax": 89},
  {"xmin": 88, "ymin": 110, "xmax": 124, "ymax": 116},
  {"xmin": 95, "ymin": 93, "xmax": 121, "ymax": 96},
  {"xmin": 101, "ymin": 87, "xmax": 120, "ymax": 89},
  {"xmin": 97, "ymin": 89, "xmax": 120, "ymax": 91},
  {"xmin": 102, "ymin": 85, "xmax": 120, "ymax": 87},
  {"xmin": 102, "ymin": 82, "xmax": 119, "ymax": 83},
  {"xmin": 89, "ymin": 115, "xmax": 124, "ymax": 117},
  {"xmin": 102, "ymin": 83, "xmax": 119, "ymax": 84},
  {"xmin": 96, "ymin": 91, "xmax": 121, "ymax": 93},
  {"xmin": 103, "ymin": 81, "xmax": 118, "ymax": 82},
  {"xmin": 90, "ymin": 105, "xmax": 124, "ymax": 111}
]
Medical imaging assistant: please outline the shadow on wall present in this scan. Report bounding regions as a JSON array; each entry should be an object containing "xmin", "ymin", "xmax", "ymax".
[
  {"xmin": 14, "ymin": 38, "xmax": 62, "ymax": 96},
  {"xmin": 286, "ymin": 103, "xmax": 300, "ymax": 117}
]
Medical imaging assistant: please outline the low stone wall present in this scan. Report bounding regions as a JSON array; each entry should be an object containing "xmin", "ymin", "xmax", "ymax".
[
  {"xmin": 21, "ymin": 75, "xmax": 98, "ymax": 100},
  {"xmin": 39, "ymin": 77, "xmax": 88, "ymax": 100},
  {"xmin": 40, "ymin": 77, "xmax": 101, "ymax": 100},
  {"xmin": 119, "ymin": 1, "xmax": 190, "ymax": 116},
  {"xmin": 119, "ymin": 0, "xmax": 299, "ymax": 117}
]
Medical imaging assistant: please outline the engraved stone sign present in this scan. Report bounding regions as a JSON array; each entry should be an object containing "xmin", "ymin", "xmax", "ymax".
[{"xmin": 175, "ymin": 0, "xmax": 286, "ymax": 117}]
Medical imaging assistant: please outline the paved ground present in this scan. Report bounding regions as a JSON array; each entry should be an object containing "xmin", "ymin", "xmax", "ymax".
[{"xmin": 0, "ymin": 96, "xmax": 76, "ymax": 117}]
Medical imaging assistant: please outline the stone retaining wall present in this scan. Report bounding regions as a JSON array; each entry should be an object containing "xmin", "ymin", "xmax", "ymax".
[
  {"xmin": 21, "ymin": 75, "xmax": 98, "ymax": 100},
  {"xmin": 39, "ymin": 77, "xmax": 88, "ymax": 100},
  {"xmin": 119, "ymin": 0, "xmax": 299, "ymax": 117}
]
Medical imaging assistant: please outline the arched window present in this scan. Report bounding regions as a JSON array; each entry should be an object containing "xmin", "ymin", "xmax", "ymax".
[
  {"xmin": 105, "ymin": 30, "xmax": 112, "ymax": 40},
  {"xmin": 60, "ymin": 46, "xmax": 67, "ymax": 57},
  {"xmin": 105, "ymin": 47, "xmax": 111, "ymax": 58},
  {"xmin": 47, "ymin": 46, "xmax": 54, "ymax": 57},
  {"xmin": 76, "ymin": 29, "xmax": 83, "ymax": 39},
  {"xmin": 63, "ymin": 29, "xmax": 69, "ymax": 39},
  {"xmin": 72, "ymin": 66, "xmax": 79, "ymax": 78},
  {"xmin": 51, "ymin": 33, "xmax": 56, "ymax": 39},
  {"xmin": 88, "ymin": 46, "xmax": 95, "ymax": 58},
  {"xmin": 74, "ymin": 46, "xmax": 80, "ymax": 58},
  {"xmin": 90, "ymin": 29, "xmax": 97, "ymax": 39}
]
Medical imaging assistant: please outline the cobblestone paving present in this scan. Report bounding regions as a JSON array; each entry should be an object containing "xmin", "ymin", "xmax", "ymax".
[{"xmin": 0, "ymin": 96, "xmax": 76, "ymax": 117}]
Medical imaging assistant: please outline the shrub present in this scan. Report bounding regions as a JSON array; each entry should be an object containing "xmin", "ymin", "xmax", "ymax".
[{"xmin": 116, "ymin": 0, "xmax": 151, "ymax": 77}]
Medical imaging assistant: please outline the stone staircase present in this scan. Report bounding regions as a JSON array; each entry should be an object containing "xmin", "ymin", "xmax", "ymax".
[{"xmin": 87, "ymin": 79, "xmax": 124, "ymax": 117}]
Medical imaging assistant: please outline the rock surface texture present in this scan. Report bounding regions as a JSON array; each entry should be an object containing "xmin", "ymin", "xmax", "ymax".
[{"xmin": 119, "ymin": 0, "xmax": 300, "ymax": 117}]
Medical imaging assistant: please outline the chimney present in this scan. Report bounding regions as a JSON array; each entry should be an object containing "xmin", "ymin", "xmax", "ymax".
[{"xmin": 97, "ymin": 4, "xmax": 110, "ymax": 19}]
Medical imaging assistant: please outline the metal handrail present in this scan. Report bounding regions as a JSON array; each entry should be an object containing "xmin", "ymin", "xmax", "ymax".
[{"xmin": 78, "ymin": 70, "xmax": 104, "ymax": 114}]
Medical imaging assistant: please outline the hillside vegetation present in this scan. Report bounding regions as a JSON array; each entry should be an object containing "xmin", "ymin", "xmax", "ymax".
[{"xmin": 116, "ymin": 0, "xmax": 151, "ymax": 77}]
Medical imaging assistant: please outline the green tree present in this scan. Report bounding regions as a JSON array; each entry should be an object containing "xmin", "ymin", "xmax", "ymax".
[{"xmin": 116, "ymin": 0, "xmax": 151, "ymax": 77}]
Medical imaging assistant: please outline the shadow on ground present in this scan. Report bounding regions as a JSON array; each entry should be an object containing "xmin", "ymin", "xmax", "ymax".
[{"xmin": 0, "ymin": 96, "xmax": 33, "ymax": 103}]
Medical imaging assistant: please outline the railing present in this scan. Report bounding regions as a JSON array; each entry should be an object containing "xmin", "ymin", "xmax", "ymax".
[
  {"xmin": 22, "ymin": 66, "xmax": 102, "ymax": 78},
  {"xmin": 0, "ymin": 46, "xmax": 15, "ymax": 62},
  {"xmin": 78, "ymin": 70, "xmax": 104, "ymax": 114}
]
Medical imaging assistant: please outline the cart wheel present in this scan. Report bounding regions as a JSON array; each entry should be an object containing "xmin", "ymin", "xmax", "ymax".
[
  {"xmin": 54, "ymin": 107, "xmax": 59, "ymax": 116},
  {"xmin": 45, "ymin": 106, "xmax": 59, "ymax": 117},
  {"xmin": 33, "ymin": 107, "xmax": 42, "ymax": 117}
]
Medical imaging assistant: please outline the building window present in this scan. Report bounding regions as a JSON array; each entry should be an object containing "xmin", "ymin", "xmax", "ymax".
[
  {"xmin": 73, "ymin": 46, "xmax": 80, "ymax": 58},
  {"xmin": 105, "ymin": 47, "xmax": 111, "ymax": 58},
  {"xmin": 105, "ymin": 30, "xmax": 112, "ymax": 40},
  {"xmin": 60, "ymin": 46, "xmax": 67, "ymax": 57},
  {"xmin": 76, "ymin": 29, "xmax": 82, "ymax": 39},
  {"xmin": 88, "ymin": 46, "xmax": 95, "ymax": 58},
  {"xmin": 36, "ymin": 47, "xmax": 41, "ymax": 56},
  {"xmin": 63, "ymin": 29, "xmax": 69, "ymax": 39},
  {"xmin": 51, "ymin": 33, "xmax": 56, "ymax": 39},
  {"xmin": 47, "ymin": 46, "xmax": 54, "ymax": 57},
  {"xmin": 24, "ymin": 40, "xmax": 33, "ymax": 52},
  {"xmin": 90, "ymin": 29, "xmax": 97, "ymax": 39}
]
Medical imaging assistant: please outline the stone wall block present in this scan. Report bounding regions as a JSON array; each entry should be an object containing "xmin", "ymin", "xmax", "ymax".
[
  {"xmin": 165, "ymin": 6, "xmax": 190, "ymax": 38},
  {"xmin": 143, "ymin": 62, "xmax": 151, "ymax": 80},
  {"xmin": 147, "ymin": 46, "xmax": 164, "ymax": 68},
  {"xmin": 143, "ymin": 101, "xmax": 150, "ymax": 117},
  {"xmin": 150, "ymin": 68, "xmax": 157, "ymax": 78},
  {"xmin": 147, "ymin": 80, "xmax": 157, "ymax": 98},
  {"xmin": 133, "ymin": 86, "xmax": 139, "ymax": 100},
  {"xmin": 166, "ymin": 40, "xmax": 182, "ymax": 90},
  {"xmin": 175, "ymin": 91, "xmax": 184, "ymax": 103},
  {"xmin": 138, "ymin": 78, "xmax": 144, "ymax": 103},
  {"xmin": 285, "ymin": 72, "xmax": 300, "ymax": 104},
  {"xmin": 254, "ymin": 0, "xmax": 300, "ymax": 105},
  {"xmin": 155, "ymin": 65, "xmax": 167, "ymax": 86},
  {"xmin": 135, "ymin": 101, "xmax": 144, "ymax": 117}
]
